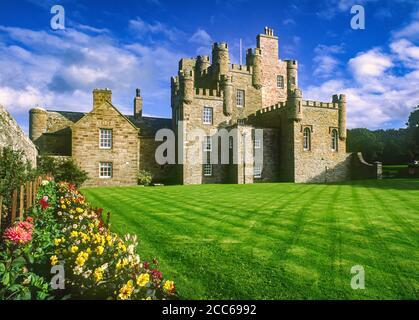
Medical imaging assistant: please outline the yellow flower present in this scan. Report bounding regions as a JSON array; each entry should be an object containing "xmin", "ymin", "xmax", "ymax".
[
  {"xmin": 54, "ymin": 238, "xmax": 62, "ymax": 246},
  {"xmin": 86, "ymin": 248, "xmax": 92, "ymax": 254},
  {"xmin": 95, "ymin": 246, "xmax": 104, "ymax": 255},
  {"xmin": 116, "ymin": 258, "xmax": 128, "ymax": 270},
  {"xmin": 93, "ymin": 267, "xmax": 104, "ymax": 282},
  {"xmin": 136, "ymin": 273, "xmax": 150, "ymax": 287},
  {"xmin": 118, "ymin": 280, "xmax": 134, "ymax": 300},
  {"xmin": 70, "ymin": 231, "xmax": 79, "ymax": 238},
  {"xmin": 61, "ymin": 204, "xmax": 66, "ymax": 209},
  {"xmin": 117, "ymin": 242, "xmax": 126, "ymax": 253},
  {"xmin": 50, "ymin": 255, "xmax": 58, "ymax": 266},
  {"xmin": 163, "ymin": 280, "xmax": 175, "ymax": 293},
  {"xmin": 75, "ymin": 251, "xmax": 89, "ymax": 267},
  {"xmin": 70, "ymin": 245, "xmax": 79, "ymax": 253},
  {"xmin": 76, "ymin": 207, "xmax": 84, "ymax": 214}
]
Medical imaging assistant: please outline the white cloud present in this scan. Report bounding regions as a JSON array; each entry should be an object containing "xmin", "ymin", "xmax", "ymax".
[
  {"xmin": 189, "ymin": 28, "xmax": 212, "ymax": 46},
  {"xmin": 392, "ymin": 21, "xmax": 419, "ymax": 41},
  {"xmin": 348, "ymin": 49, "xmax": 393, "ymax": 78},
  {"xmin": 312, "ymin": 44, "xmax": 345, "ymax": 77},
  {"xmin": 0, "ymin": 23, "xmax": 187, "ymax": 122},
  {"xmin": 128, "ymin": 17, "xmax": 184, "ymax": 42}
]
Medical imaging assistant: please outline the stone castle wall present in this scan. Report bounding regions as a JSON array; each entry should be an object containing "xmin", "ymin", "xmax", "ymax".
[
  {"xmin": 72, "ymin": 102, "xmax": 139, "ymax": 187},
  {"xmin": 0, "ymin": 104, "xmax": 37, "ymax": 166}
]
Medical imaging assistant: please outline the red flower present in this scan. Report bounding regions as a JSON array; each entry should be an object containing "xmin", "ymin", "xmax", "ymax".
[
  {"xmin": 151, "ymin": 269, "xmax": 162, "ymax": 281},
  {"xmin": 143, "ymin": 261, "xmax": 150, "ymax": 269},
  {"xmin": 26, "ymin": 216, "xmax": 34, "ymax": 224},
  {"xmin": 40, "ymin": 196, "xmax": 49, "ymax": 210}
]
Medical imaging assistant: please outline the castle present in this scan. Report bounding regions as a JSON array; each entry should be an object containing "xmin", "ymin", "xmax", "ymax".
[{"xmin": 29, "ymin": 27, "xmax": 380, "ymax": 187}]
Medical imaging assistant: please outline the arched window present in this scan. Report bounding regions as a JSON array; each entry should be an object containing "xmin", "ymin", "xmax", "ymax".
[
  {"xmin": 331, "ymin": 129, "xmax": 338, "ymax": 152},
  {"xmin": 303, "ymin": 127, "xmax": 311, "ymax": 151}
]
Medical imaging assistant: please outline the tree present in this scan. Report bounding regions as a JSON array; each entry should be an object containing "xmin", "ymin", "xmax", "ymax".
[
  {"xmin": 406, "ymin": 106, "xmax": 419, "ymax": 160},
  {"xmin": 38, "ymin": 156, "xmax": 88, "ymax": 187},
  {"xmin": 347, "ymin": 128, "xmax": 384, "ymax": 163}
]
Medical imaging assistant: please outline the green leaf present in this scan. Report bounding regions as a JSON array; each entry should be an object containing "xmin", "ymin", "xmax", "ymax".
[
  {"xmin": 2, "ymin": 273, "xmax": 10, "ymax": 286},
  {"xmin": 0, "ymin": 262, "xmax": 6, "ymax": 273}
]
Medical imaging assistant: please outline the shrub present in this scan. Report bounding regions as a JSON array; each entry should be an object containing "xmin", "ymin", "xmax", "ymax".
[
  {"xmin": 0, "ymin": 147, "xmax": 35, "ymax": 215},
  {"xmin": 38, "ymin": 156, "xmax": 88, "ymax": 187},
  {"xmin": 138, "ymin": 170, "xmax": 153, "ymax": 186},
  {"xmin": 0, "ymin": 180, "xmax": 177, "ymax": 300}
]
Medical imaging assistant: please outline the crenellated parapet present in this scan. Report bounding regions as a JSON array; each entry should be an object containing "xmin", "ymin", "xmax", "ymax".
[
  {"xmin": 212, "ymin": 42, "xmax": 230, "ymax": 79},
  {"xmin": 179, "ymin": 69, "xmax": 194, "ymax": 105}
]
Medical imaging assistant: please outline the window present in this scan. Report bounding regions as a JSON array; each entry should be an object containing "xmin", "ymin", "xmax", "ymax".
[
  {"xmin": 303, "ymin": 127, "xmax": 311, "ymax": 151},
  {"xmin": 100, "ymin": 129, "xmax": 112, "ymax": 149},
  {"xmin": 204, "ymin": 136, "xmax": 212, "ymax": 152},
  {"xmin": 254, "ymin": 165, "xmax": 262, "ymax": 178},
  {"xmin": 203, "ymin": 164, "xmax": 212, "ymax": 176},
  {"xmin": 236, "ymin": 89, "xmax": 245, "ymax": 107},
  {"xmin": 331, "ymin": 129, "xmax": 338, "ymax": 152},
  {"xmin": 254, "ymin": 139, "xmax": 262, "ymax": 149},
  {"xmin": 277, "ymin": 75, "xmax": 284, "ymax": 88},
  {"xmin": 203, "ymin": 107, "xmax": 213, "ymax": 124},
  {"xmin": 99, "ymin": 162, "xmax": 112, "ymax": 178}
]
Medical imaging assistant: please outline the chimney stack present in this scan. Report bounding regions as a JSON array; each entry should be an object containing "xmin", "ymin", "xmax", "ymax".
[
  {"xmin": 93, "ymin": 88, "xmax": 112, "ymax": 110},
  {"xmin": 134, "ymin": 88, "xmax": 143, "ymax": 119}
]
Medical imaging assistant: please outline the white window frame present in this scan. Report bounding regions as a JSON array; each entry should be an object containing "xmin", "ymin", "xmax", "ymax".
[
  {"xmin": 204, "ymin": 136, "xmax": 212, "ymax": 152},
  {"xmin": 236, "ymin": 89, "xmax": 245, "ymax": 107},
  {"xmin": 254, "ymin": 139, "xmax": 262, "ymax": 149},
  {"xmin": 99, "ymin": 128, "xmax": 112, "ymax": 149},
  {"xmin": 99, "ymin": 162, "xmax": 112, "ymax": 179},
  {"xmin": 277, "ymin": 75, "xmax": 284, "ymax": 88},
  {"xmin": 331, "ymin": 129, "xmax": 338, "ymax": 152},
  {"xmin": 303, "ymin": 127, "xmax": 311, "ymax": 151},
  {"xmin": 203, "ymin": 164, "xmax": 212, "ymax": 176},
  {"xmin": 254, "ymin": 164, "xmax": 262, "ymax": 178},
  {"xmin": 203, "ymin": 107, "xmax": 213, "ymax": 124}
]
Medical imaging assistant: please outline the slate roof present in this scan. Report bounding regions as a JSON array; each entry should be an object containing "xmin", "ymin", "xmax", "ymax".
[{"xmin": 46, "ymin": 110, "xmax": 172, "ymax": 137}]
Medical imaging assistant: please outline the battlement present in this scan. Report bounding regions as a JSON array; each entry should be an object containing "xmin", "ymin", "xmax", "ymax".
[
  {"xmin": 194, "ymin": 87, "xmax": 223, "ymax": 99},
  {"xmin": 197, "ymin": 55, "xmax": 210, "ymax": 63},
  {"xmin": 285, "ymin": 60, "xmax": 298, "ymax": 69},
  {"xmin": 255, "ymin": 101, "xmax": 286, "ymax": 116},
  {"xmin": 230, "ymin": 64, "xmax": 252, "ymax": 74},
  {"xmin": 212, "ymin": 42, "xmax": 228, "ymax": 50},
  {"xmin": 302, "ymin": 100, "xmax": 339, "ymax": 109}
]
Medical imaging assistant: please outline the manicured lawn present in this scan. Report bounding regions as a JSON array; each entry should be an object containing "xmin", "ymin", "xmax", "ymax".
[{"xmin": 82, "ymin": 180, "xmax": 419, "ymax": 300}]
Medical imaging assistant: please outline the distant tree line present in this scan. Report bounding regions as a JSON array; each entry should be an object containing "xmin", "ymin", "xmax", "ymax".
[{"xmin": 347, "ymin": 106, "xmax": 419, "ymax": 164}]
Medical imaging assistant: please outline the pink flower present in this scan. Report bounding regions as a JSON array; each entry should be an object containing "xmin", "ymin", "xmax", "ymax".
[{"xmin": 3, "ymin": 224, "xmax": 32, "ymax": 244}]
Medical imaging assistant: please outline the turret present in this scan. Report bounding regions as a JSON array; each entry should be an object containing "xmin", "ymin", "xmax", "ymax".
[
  {"xmin": 29, "ymin": 107, "xmax": 48, "ymax": 143},
  {"xmin": 196, "ymin": 55, "xmax": 211, "ymax": 75},
  {"xmin": 134, "ymin": 88, "xmax": 143, "ymax": 119},
  {"xmin": 180, "ymin": 69, "xmax": 194, "ymax": 104},
  {"xmin": 222, "ymin": 75, "xmax": 233, "ymax": 116},
  {"xmin": 334, "ymin": 94, "xmax": 347, "ymax": 140},
  {"xmin": 212, "ymin": 42, "xmax": 230, "ymax": 78},
  {"xmin": 93, "ymin": 88, "xmax": 112, "ymax": 110},
  {"xmin": 247, "ymin": 48, "xmax": 262, "ymax": 89},
  {"xmin": 287, "ymin": 88, "xmax": 303, "ymax": 122},
  {"xmin": 286, "ymin": 60, "xmax": 298, "ymax": 93}
]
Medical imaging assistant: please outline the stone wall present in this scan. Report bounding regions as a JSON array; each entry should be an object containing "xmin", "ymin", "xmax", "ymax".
[
  {"xmin": 292, "ymin": 105, "xmax": 350, "ymax": 183},
  {"xmin": 0, "ymin": 104, "xmax": 37, "ymax": 166},
  {"xmin": 72, "ymin": 102, "xmax": 139, "ymax": 187}
]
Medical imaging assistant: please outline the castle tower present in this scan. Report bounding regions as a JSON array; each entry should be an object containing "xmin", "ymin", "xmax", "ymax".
[
  {"xmin": 286, "ymin": 60, "xmax": 298, "ymax": 93},
  {"xmin": 180, "ymin": 69, "xmax": 194, "ymax": 104},
  {"xmin": 93, "ymin": 88, "xmax": 112, "ymax": 110},
  {"xmin": 212, "ymin": 42, "xmax": 230, "ymax": 78},
  {"xmin": 337, "ymin": 94, "xmax": 347, "ymax": 140},
  {"xmin": 134, "ymin": 88, "xmax": 143, "ymax": 119},
  {"xmin": 246, "ymin": 48, "xmax": 262, "ymax": 89},
  {"xmin": 29, "ymin": 107, "xmax": 48, "ymax": 143},
  {"xmin": 222, "ymin": 75, "xmax": 233, "ymax": 116},
  {"xmin": 196, "ymin": 55, "xmax": 211, "ymax": 75},
  {"xmin": 287, "ymin": 88, "xmax": 303, "ymax": 122}
]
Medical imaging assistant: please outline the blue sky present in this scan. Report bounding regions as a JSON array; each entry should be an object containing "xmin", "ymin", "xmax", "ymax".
[{"xmin": 0, "ymin": 0, "xmax": 418, "ymax": 132}]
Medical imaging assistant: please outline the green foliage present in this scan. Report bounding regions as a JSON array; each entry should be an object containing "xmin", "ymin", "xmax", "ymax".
[
  {"xmin": 0, "ymin": 147, "xmax": 35, "ymax": 208},
  {"xmin": 347, "ymin": 128, "xmax": 384, "ymax": 162},
  {"xmin": 38, "ymin": 156, "xmax": 88, "ymax": 187},
  {"xmin": 137, "ymin": 170, "xmax": 153, "ymax": 186},
  {"xmin": 407, "ymin": 105, "xmax": 419, "ymax": 128}
]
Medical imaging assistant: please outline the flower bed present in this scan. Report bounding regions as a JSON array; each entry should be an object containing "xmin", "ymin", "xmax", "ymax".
[{"xmin": 0, "ymin": 181, "xmax": 176, "ymax": 300}]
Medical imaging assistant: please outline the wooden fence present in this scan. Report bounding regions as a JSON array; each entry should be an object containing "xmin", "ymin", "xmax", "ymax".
[{"xmin": 0, "ymin": 175, "xmax": 52, "ymax": 233}]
